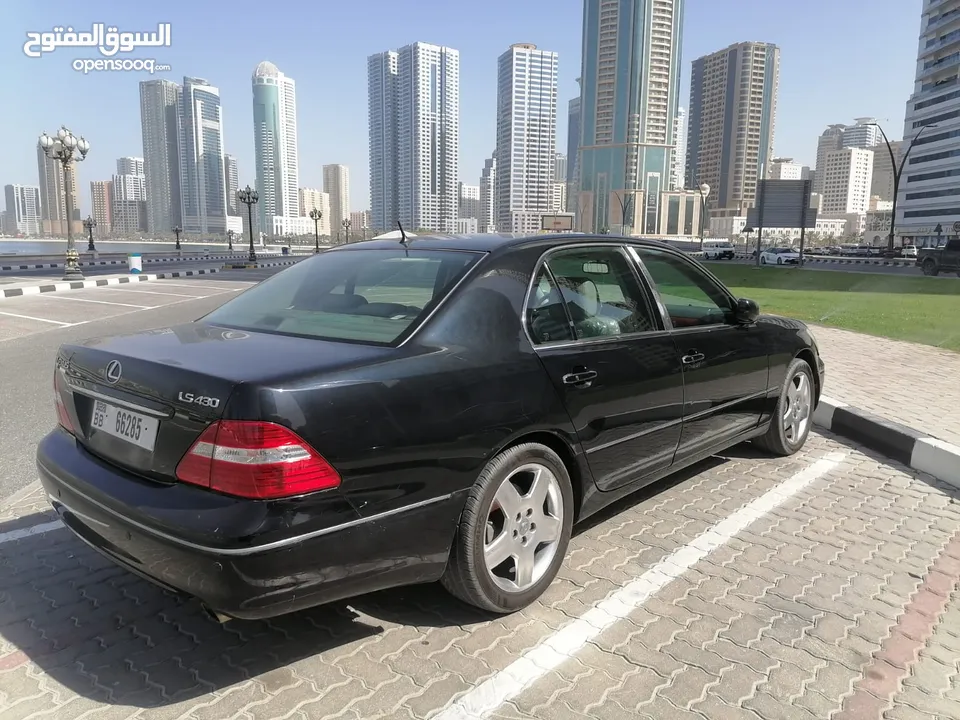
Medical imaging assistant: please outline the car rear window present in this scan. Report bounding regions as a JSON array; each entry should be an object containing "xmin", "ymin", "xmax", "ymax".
[{"xmin": 202, "ymin": 248, "xmax": 482, "ymax": 345}]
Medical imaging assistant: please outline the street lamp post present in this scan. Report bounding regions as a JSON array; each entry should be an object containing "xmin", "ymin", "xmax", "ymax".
[
  {"xmin": 226, "ymin": 229, "xmax": 234, "ymax": 251},
  {"xmin": 237, "ymin": 185, "xmax": 259, "ymax": 263},
  {"xmin": 172, "ymin": 225, "xmax": 182, "ymax": 251},
  {"xmin": 309, "ymin": 209, "xmax": 323, "ymax": 253},
  {"xmin": 82, "ymin": 216, "xmax": 97, "ymax": 252},
  {"xmin": 696, "ymin": 183, "xmax": 711, "ymax": 252},
  {"xmin": 38, "ymin": 126, "xmax": 90, "ymax": 280},
  {"xmin": 614, "ymin": 192, "xmax": 633, "ymax": 236},
  {"xmin": 342, "ymin": 219, "xmax": 352, "ymax": 244},
  {"xmin": 869, "ymin": 122, "xmax": 936, "ymax": 252}
]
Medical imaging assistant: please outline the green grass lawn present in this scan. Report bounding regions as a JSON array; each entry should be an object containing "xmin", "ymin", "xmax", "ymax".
[{"xmin": 702, "ymin": 264, "xmax": 960, "ymax": 350}]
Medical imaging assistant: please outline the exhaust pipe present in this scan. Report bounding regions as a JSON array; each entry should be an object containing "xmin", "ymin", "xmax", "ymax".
[{"xmin": 202, "ymin": 606, "xmax": 232, "ymax": 624}]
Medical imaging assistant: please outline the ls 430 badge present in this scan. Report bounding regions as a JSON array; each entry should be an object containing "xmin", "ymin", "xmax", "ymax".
[{"xmin": 177, "ymin": 392, "xmax": 221, "ymax": 408}]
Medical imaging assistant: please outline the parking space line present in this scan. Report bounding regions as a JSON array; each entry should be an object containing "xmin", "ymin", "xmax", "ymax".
[
  {"xmin": 0, "ymin": 520, "xmax": 64, "ymax": 546},
  {"xmin": 101, "ymin": 288, "xmax": 206, "ymax": 298},
  {"xmin": 432, "ymin": 451, "xmax": 848, "ymax": 720},
  {"xmin": 0, "ymin": 309, "xmax": 74, "ymax": 326},
  {"xmin": 38, "ymin": 295, "xmax": 152, "ymax": 309}
]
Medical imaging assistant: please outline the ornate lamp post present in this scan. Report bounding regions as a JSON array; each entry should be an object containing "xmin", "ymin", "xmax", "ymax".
[
  {"xmin": 697, "ymin": 183, "xmax": 711, "ymax": 252},
  {"xmin": 237, "ymin": 185, "xmax": 259, "ymax": 263},
  {"xmin": 342, "ymin": 218, "xmax": 351, "ymax": 244},
  {"xmin": 309, "ymin": 209, "xmax": 323, "ymax": 253},
  {"xmin": 82, "ymin": 216, "xmax": 97, "ymax": 252},
  {"xmin": 172, "ymin": 225, "xmax": 182, "ymax": 251},
  {"xmin": 38, "ymin": 126, "xmax": 90, "ymax": 280},
  {"xmin": 226, "ymin": 229, "xmax": 235, "ymax": 251}
]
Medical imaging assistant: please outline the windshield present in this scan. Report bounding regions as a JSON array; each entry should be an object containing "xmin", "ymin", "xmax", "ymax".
[{"xmin": 202, "ymin": 248, "xmax": 482, "ymax": 345}]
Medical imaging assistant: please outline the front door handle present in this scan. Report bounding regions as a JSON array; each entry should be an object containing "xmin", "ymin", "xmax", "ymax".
[
  {"xmin": 681, "ymin": 352, "xmax": 705, "ymax": 365},
  {"xmin": 562, "ymin": 369, "xmax": 598, "ymax": 386}
]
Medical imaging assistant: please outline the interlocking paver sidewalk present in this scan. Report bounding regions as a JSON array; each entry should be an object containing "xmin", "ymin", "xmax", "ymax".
[
  {"xmin": 3, "ymin": 432, "xmax": 960, "ymax": 719},
  {"xmin": 814, "ymin": 325, "xmax": 960, "ymax": 447}
]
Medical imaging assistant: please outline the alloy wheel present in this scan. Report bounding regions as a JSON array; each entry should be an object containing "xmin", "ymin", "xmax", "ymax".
[
  {"xmin": 483, "ymin": 463, "xmax": 564, "ymax": 593},
  {"xmin": 782, "ymin": 371, "xmax": 812, "ymax": 444}
]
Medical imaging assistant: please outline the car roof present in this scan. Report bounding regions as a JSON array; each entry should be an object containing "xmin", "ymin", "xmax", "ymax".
[{"xmin": 332, "ymin": 233, "xmax": 686, "ymax": 255}]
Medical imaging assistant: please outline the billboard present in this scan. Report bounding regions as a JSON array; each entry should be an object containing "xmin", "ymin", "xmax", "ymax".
[
  {"xmin": 745, "ymin": 179, "xmax": 815, "ymax": 229},
  {"xmin": 541, "ymin": 214, "xmax": 575, "ymax": 231}
]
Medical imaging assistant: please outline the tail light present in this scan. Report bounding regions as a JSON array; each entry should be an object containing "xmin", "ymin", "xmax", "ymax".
[
  {"xmin": 54, "ymin": 370, "xmax": 76, "ymax": 435},
  {"xmin": 175, "ymin": 421, "xmax": 341, "ymax": 499}
]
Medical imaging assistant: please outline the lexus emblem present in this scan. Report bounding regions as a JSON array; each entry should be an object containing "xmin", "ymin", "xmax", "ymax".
[{"xmin": 104, "ymin": 360, "xmax": 123, "ymax": 384}]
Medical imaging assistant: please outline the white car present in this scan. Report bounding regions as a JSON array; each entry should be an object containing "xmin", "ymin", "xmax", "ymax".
[
  {"xmin": 760, "ymin": 248, "xmax": 800, "ymax": 265},
  {"xmin": 902, "ymin": 245, "xmax": 918, "ymax": 258}
]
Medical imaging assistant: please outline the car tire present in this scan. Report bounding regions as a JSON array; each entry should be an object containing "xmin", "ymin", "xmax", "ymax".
[
  {"xmin": 777, "ymin": 257, "xmax": 783, "ymax": 265},
  {"xmin": 754, "ymin": 358, "xmax": 815, "ymax": 457},
  {"xmin": 922, "ymin": 259, "xmax": 939, "ymax": 276},
  {"xmin": 761, "ymin": 256, "xmax": 767, "ymax": 265},
  {"xmin": 441, "ymin": 442, "xmax": 574, "ymax": 614}
]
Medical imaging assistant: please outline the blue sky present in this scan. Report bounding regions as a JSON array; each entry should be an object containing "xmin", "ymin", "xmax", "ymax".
[{"xmin": 3, "ymin": 0, "xmax": 923, "ymax": 213}]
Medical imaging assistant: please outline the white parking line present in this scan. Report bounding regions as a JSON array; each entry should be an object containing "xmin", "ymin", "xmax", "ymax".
[
  {"xmin": 38, "ymin": 295, "xmax": 152, "ymax": 309},
  {"xmin": 0, "ymin": 520, "xmax": 64, "ymax": 546},
  {"xmin": 102, "ymin": 288, "xmax": 206, "ymax": 298},
  {"xmin": 433, "ymin": 451, "xmax": 847, "ymax": 720},
  {"xmin": 0, "ymin": 309, "xmax": 76, "ymax": 326}
]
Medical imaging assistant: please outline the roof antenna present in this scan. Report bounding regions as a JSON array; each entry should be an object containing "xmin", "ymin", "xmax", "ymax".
[{"xmin": 397, "ymin": 220, "xmax": 409, "ymax": 246}]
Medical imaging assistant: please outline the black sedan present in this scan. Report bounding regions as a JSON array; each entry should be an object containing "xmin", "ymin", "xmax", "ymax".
[{"xmin": 39, "ymin": 233, "xmax": 824, "ymax": 620}]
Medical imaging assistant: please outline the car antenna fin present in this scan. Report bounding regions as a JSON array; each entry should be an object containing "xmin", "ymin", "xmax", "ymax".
[{"xmin": 397, "ymin": 221, "xmax": 410, "ymax": 255}]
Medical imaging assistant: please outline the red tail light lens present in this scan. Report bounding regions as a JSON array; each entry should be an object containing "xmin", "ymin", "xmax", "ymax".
[
  {"xmin": 54, "ymin": 370, "xmax": 76, "ymax": 435},
  {"xmin": 175, "ymin": 421, "xmax": 341, "ymax": 499}
]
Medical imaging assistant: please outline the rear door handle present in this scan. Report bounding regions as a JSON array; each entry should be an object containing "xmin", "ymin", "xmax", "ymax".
[
  {"xmin": 562, "ymin": 370, "xmax": 598, "ymax": 385},
  {"xmin": 681, "ymin": 352, "xmax": 705, "ymax": 365}
]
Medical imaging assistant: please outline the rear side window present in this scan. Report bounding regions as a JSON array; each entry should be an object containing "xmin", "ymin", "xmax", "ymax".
[{"xmin": 202, "ymin": 249, "xmax": 481, "ymax": 345}]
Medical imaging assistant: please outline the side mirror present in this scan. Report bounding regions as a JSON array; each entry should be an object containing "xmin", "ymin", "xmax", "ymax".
[{"xmin": 734, "ymin": 297, "xmax": 759, "ymax": 324}]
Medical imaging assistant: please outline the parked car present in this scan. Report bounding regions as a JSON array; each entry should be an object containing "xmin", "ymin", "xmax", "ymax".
[
  {"xmin": 917, "ymin": 238, "xmax": 960, "ymax": 276},
  {"xmin": 760, "ymin": 247, "xmax": 801, "ymax": 265},
  {"xmin": 702, "ymin": 240, "xmax": 737, "ymax": 260},
  {"xmin": 39, "ymin": 234, "xmax": 824, "ymax": 620},
  {"xmin": 902, "ymin": 245, "xmax": 918, "ymax": 259}
]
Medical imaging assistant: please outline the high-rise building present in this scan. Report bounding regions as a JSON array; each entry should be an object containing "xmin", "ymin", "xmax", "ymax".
[
  {"xmin": 350, "ymin": 210, "xmax": 372, "ymax": 239},
  {"xmin": 672, "ymin": 107, "xmax": 686, "ymax": 190},
  {"xmin": 179, "ymin": 76, "xmax": 228, "ymax": 234},
  {"xmin": 554, "ymin": 153, "xmax": 567, "ymax": 183},
  {"xmin": 813, "ymin": 125, "xmax": 847, "ymax": 195},
  {"xmin": 3, "ymin": 184, "xmax": 42, "ymax": 236},
  {"xmin": 769, "ymin": 157, "xmax": 804, "ymax": 180},
  {"xmin": 36, "ymin": 144, "xmax": 80, "ymax": 236},
  {"xmin": 252, "ymin": 62, "xmax": 300, "ymax": 233},
  {"xmin": 458, "ymin": 182, "xmax": 481, "ymax": 220},
  {"xmin": 224, "ymin": 154, "xmax": 239, "ymax": 215},
  {"xmin": 90, "ymin": 180, "xmax": 113, "ymax": 235},
  {"xmin": 479, "ymin": 153, "xmax": 497, "ymax": 232},
  {"xmin": 368, "ymin": 42, "xmax": 459, "ymax": 233},
  {"xmin": 687, "ymin": 41, "xmax": 780, "ymax": 214},
  {"xmin": 495, "ymin": 43, "xmax": 559, "ymax": 234},
  {"xmin": 870, "ymin": 140, "xmax": 903, "ymax": 203},
  {"xmin": 897, "ymin": 0, "xmax": 960, "ymax": 245},
  {"xmin": 298, "ymin": 187, "xmax": 331, "ymax": 236},
  {"xmin": 821, "ymin": 148, "xmax": 874, "ymax": 215},
  {"xmin": 322, "ymin": 164, "xmax": 350, "ymax": 240},
  {"xmin": 139, "ymin": 78, "xmax": 182, "ymax": 235},
  {"xmin": 116, "ymin": 157, "xmax": 144, "ymax": 175},
  {"xmin": 112, "ymin": 162, "xmax": 147, "ymax": 235},
  {"xmin": 578, "ymin": 0, "xmax": 684, "ymax": 233},
  {"xmin": 842, "ymin": 118, "xmax": 882, "ymax": 149},
  {"xmin": 566, "ymin": 93, "xmax": 581, "ymax": 187}
]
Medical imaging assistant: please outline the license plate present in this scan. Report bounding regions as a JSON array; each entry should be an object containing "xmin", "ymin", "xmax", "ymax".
[{"xmin": 90, "ymin": 400, "xmax": 159, "ymax": 451}]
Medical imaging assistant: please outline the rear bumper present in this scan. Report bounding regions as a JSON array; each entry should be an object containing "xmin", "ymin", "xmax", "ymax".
[{"xmin": 37, "ymin": 429, "xmax": 464, "ymax": 620}]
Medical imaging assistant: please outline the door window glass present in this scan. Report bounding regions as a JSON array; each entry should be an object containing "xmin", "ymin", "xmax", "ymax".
[
  {"xmin": 527, "ymin": 267, "xmax": 575, "ymax": 344},
  {"xmin": 543, "ymin": 248, "xmax": 657, "ymax": 340},
  {"xmin": 635, "ymin": 248, "xmax": 733, "ymax": 328}
]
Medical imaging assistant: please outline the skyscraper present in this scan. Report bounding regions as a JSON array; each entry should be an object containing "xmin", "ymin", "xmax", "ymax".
[
  {"xmin": 140, "ymin": 78, "xmax": 182, "ymax": 234},
  {"xmin": 36, "ymin": 144, "xmax": 80, "ymax": 237},
  {"xmin": 495, "ymin": 43, "xmax": 559, "ymax": 234},
  {"xmin": 479, "ymin": 153, "xmax": 497, "ymax": 233},
  {"xmin": 112, "ymin": 157, "xmax": 147, "ymax": 234},
  {"xmin": 813, "ymin": 125, "xmax": 846, "ymax": 195},
  {"xmin": 672, "ymin": 107, "xmax": 686, "ymax": 190},
  {"xmin": 3, "ymin": 184, "xmax": 42, "ymax": 236},
  {"xmin": 224, "ymin": 154, "xmax": 239, "ymax": 215},
  {"xmin": 578, "ymin": 0, "xmax": 684, "ymax": 233},
  {"xmin": 566, "ymin": 91, "xmax": 581, "ymax": 212},
  {"xmin": 90, "ymin": 180, "xmax": 113, "ymax": 235},
  {"xmin": 458, "ymin": 182, "xmax": 480, "ymax": 220},
  {"xmin": 252, "ymin": 62, "xmax": 300, "ymax": 233},
  {"xmin": 299, "ymin": 188, "xmax": 331, "ymax": 236},
  {"xmin": 368, "ymin": 42, "xmax": 459, "ymax": 232},
  {"xmin": 179, "ymin": 76, "xmax": 228, "ymax": 234},
  {"xmin": 323, "ymin": 164, "xmax": 350, "ymax": 240},
  {"xmin": 842, "ymin": 118, "xmax": 882, "ymax": 149},
  {"xmin": 687, "ymin": 41, "xmax": 780, "ymax": 213}
]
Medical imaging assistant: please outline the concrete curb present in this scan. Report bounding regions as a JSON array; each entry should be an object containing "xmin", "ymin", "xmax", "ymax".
[
  {"xmin": 730, "ymin": 253, "xmax": 913, "ymax": 267},
  {"xmin": 0, "ymin": 258, "xmax": 301, "ymax": 299},
  {"xmin": 814, "ymin": 395, "xmax": 960, "ymax": 490},
  {"xmin": 1, "ymin": 254, "xmax": 281, "ymax": 271}
]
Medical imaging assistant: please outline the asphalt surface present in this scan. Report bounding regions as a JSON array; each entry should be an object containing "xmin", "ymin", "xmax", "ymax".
[
  {"xmin": 0, "ymin": 256, "xmax": 275, "ymax": 282},
  {"xmin": 0, "ymin": 266, "xmax": 285, "ymax": 499}
]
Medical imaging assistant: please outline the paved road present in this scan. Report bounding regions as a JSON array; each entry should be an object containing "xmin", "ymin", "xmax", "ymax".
[
  {"xmin": 0, "ymin": 257, "xmax": 268, "ymax": 282},
  {"xmin": 0, "ymin": 267, "xmax": 284, "ymax": 499}
]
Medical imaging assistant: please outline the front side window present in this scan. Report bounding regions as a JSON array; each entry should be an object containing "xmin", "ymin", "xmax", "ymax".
[
  {"xmin": 529, "ymin": 247, "xmax": 657, "ymax": 342},
  {"xmin": 202, "ymin": 248, "xmax": 481, "ymax": 345},
  {"xmin": 634, "ymin": 248, "xmax": 733, "ymax": 328}
]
